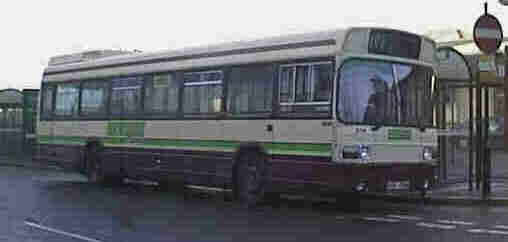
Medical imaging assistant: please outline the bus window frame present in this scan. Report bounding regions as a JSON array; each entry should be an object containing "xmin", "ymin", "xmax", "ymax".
[
  {"xmin": 276, "ymin": 61, "xmax": 334, "ymax": 118},
  {"xmin": 39, "ymin": 57, "xmax": 336, "ymax": 121},
  {"xmin": 181, "ymin": 69, "xmax": 225, "ymax": 118},
  {"xmin": 143, "ymin": 72, "xmax": 181, "ymax": 118},
  {"xmin": 227, "ymin": 63, "xmax": 275, "ymax": 115},
  {"xmin": 109, "ymin": 75, "xmax": 146, "ymax": 119},
  {"xmin": 79, "ymin": 79, "xmax": 111, "ymax": 119},
  {"xmin": 278, "ymin": 61, "xmax": 333, "ymax": 106},
  {"xmin": 40, "ymin": 83, "xmax": 56, "ymax": 120},
  {"xmin": 52, "ymin": 80, "xmax": 82, "ymax": 118}
]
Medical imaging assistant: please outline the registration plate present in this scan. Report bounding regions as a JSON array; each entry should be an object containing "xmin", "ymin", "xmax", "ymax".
[{"xmin": 386, "ymin": 180, "xmax": 410, "ymax": 191}]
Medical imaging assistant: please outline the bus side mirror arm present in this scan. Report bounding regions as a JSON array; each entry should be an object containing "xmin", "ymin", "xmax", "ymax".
[{"xmin": 371, "ymin": 125, "xmax": 382, "ymax": 131}]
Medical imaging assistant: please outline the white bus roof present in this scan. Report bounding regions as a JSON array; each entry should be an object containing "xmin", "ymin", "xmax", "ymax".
[
  {"xmin": 42, "ymin": 27, "xmax": 434, "ymax": 82},
  {"xmin": 48, "ymin": 49, "xmax": 137, "ymax": 66}
]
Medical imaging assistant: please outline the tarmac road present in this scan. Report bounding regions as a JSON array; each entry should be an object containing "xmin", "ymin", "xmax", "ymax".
[{"xmin": 4, "ymin": 166, "xmax": 508, "ymax": 242}]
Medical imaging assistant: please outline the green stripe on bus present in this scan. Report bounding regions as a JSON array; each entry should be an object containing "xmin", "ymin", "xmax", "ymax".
[
  {"xmin": 38, "ymin": 136, "xmax": 85, "ymax": 145},
  {"xmin": 107, "ymin": 121, "xmax": 145, "ymax": 137},
  {"xmin": 38, "ymin": 136, "xmax": 130, "ymax": 145},
  {"xmin": 37, "ymin": 135, "xmax": 331, "ymax": 156}
]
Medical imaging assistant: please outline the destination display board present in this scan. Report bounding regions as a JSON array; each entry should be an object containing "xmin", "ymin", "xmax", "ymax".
[{"xmin": 368, "ymin": 29, "xmax": 421, "ymax": 60}]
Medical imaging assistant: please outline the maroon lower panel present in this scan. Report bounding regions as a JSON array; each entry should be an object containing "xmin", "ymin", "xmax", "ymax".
[
  {"xmin": 34, "ymin": 144, "xmax": 83, "ymax": 170},
  {"xmin": 269, "ymin": 155, "xmax": 435, "ymax": 190},
  {"xmin": 34, "ymin": 144, "xmax": 434, "ymax": 193}
]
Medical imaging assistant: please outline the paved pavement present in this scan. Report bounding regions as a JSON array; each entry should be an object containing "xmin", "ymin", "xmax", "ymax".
[
  {"xmin": 0, "ymin": 155, "xmax": 62, "ymax": 171},
  {"xmin": 372, "ymin": 180, "xmax": 508, "ymax": 206},
  {"xmin": 3, "ymin": 166, "xmax": 508, "ymax": 241},
  {"xmin": 444, "ymin": 145, "xmax": 507, "ymax": 182}
]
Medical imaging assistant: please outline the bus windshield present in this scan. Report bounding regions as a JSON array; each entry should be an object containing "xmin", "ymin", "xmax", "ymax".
[{"xmin": 337, "ymin": 59, "xmax": 434, "ymax": 128}]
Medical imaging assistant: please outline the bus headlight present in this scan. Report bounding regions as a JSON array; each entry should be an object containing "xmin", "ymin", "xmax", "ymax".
[
  {"xmin": 423, "ymin": 146, "xmax": 433, "ymax": 161},
  {"xmin": 360, "ymin": 145, "xmax": 370, "ymax": 161}
]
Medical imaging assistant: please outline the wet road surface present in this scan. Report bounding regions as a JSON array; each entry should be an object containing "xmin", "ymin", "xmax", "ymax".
[{"xmin": 3, "ymin": 166, "xmax": 508, "ymax": 241}]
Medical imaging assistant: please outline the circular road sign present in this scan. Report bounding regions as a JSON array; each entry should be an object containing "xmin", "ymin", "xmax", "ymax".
[{"xmin": 474, "ymin": 13, "xmax": 503, "ymax": 55}]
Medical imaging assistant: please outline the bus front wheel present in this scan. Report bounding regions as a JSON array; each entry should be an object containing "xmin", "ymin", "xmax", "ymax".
[
  {"xmin": 233, "ymin": 144, "xmax": 268, "ymax": 209},
  {"xmin": 85, "ymin": 143, "xmax": 105, "ymax": 184},
  {"xmin": 85, "ymin": 141, "xmax": 124, "ymax": 186}
]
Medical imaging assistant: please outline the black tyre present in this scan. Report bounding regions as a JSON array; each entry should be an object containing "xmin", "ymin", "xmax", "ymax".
[
  {"xmin": 85, "ymin": 142, "xmax": 123, "ymax": 186},
  {"xmin": 86, "ymin": 143, "xmax": 104, "ymax": 184},
  {"xmin": 417, "ymin": 182, "xmax": 429, "ymax": 201},
  {"xmin": 335, "ymin": 192, "xmax": 361, "ymax": 212},
  {"xmin": 234, "ymin": 146, "xmax": 268, "ymax": 208},
  {"xmin": 420, "ymin": 188, "xmax": 427, "ymax": 199},
  {"xmin": 264, "ymin": 192, "xmax": 281, "ymax": 208},
  {"xmin": 157, "ymin": 179, "xmax": 186, "ymax": 195}
]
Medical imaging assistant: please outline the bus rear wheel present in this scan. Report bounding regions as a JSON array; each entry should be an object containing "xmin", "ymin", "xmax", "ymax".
[{"xmin": 234, "ymin": 146, "xmax": 268, "ymax": 209}]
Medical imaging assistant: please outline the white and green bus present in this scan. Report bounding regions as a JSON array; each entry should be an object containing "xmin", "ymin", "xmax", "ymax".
[{"xmin": 37, "ymin": 27, "xmax": 438, "ymax": 206}]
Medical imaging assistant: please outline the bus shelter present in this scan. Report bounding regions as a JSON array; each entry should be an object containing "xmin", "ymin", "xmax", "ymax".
[
  {"xmin": 435, "ymin": 47, "xmax": 474, "ymax": 186},
  {"xmin": 0, "ymin": 89, "xmax": 38, "ymax": 159},
  {"xmin": 436, "ymin": 44, "xmax": 507, "ymax": 196}
]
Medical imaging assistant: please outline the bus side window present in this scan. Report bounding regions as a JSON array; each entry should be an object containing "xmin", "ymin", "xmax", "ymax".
[
  {"xmin": 54, "ymin": 82, "xmax": 80, "ymax": 117},
  {"xmin": 278, "ymin": 62, "xmax": 333, "ymax": 116},
  {"xmin": 41, "ymin": 85, "xmax": 55, "ymax": 119},
  {"xmin": 110, "ymin": 76, "xmax": 144, "ymax": 117},
  {"xmin": 80, "ymin": 80, "xmax": 109, "ymax": 117},
  {"xmin": 228, "ymin": 65, "xmax": 273, "ymax": 114},
  {"xmin": 144, "ymin": 73, "xmax": 179, "ymax": 114},
  {"xmin": 182, "ymin": 71, "xmax": 223, "ymax": 114}
]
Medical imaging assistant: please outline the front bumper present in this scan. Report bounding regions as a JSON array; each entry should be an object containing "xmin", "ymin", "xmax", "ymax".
[
  {"xmin": 268, "ymin": 157, "xmax": 437, "ymax": 193},
  {"xmin": 339, "ymin": 160, "xmax": 437, "ymax": 191}
]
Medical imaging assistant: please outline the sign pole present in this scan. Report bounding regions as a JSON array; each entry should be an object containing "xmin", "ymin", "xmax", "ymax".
[
  {"xmin": 483, "ymin": 72, "xmax": 490, "ymax": 199},
  {"xmin": 473, "ymin": 2, "xmax": 503, "ymax": 199},
  {"xmin": 469, "ymin": 63, "xmax": 474, "ymax": 191},
  {"xmin": 476, "ymin": 63, "xmax": 483, "ymax": 191},
  {"xmin": 505, "ymin": 46, "xmax": 508, "ymax": 152}
]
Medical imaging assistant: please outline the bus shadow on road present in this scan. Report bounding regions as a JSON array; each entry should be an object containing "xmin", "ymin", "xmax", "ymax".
[{"xmin": 36, "ymin": 176, "xmax": 426, "ymax": 218}]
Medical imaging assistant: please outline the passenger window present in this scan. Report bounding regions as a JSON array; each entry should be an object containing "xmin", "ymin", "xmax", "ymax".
[
  {"xmin": 81, "ymin": 81, "xmax": 109, "ymax": 116},
  {"xmin": 41, "ymin": 85, "xmax": 55, "ymax": 117},
  {"xmin": 228, "ymin": 65, "xmax": 273, "ymax": 114},
  {"xmin": 183, "ymin": 71, "xmax": 223, "ymax": 114},
  {"xmin": 279, "ymin": 66, "xmax": 294, "ymax": 103},
  {"xmin": 144, "ymin": 73, "xmax": 179, "ymax": 113},
  {"xmin": 55, "ymin": 82, "xmax": 80, "ymax": 116},
  {"xmin": 110, "ymin": 76, "xmax": 144, "ymax": 116},
  {"xmin": 279, "ymin": 62, "xmax": 332, "ymax": 104},
  {"xmin": 312, "ymin": 64, "xmax": 333, "ymax": 102},
  {"xmin": 278, "ymin": 62, "xmax": 333, "ymax": 116}
]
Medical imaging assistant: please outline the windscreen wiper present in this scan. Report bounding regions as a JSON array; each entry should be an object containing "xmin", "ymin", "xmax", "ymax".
[{"xmin": 418, "ymin": 121, "xmax": 426, "ymax": 132}]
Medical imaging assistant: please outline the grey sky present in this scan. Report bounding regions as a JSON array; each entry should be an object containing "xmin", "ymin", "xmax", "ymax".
[{"xmin": 0, "ymin": 0, "xmax": 505, "ymax": 90}]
